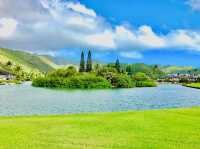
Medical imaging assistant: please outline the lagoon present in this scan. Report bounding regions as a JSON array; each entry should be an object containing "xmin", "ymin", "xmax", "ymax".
[{"xmin": 1, "ymin": 83, "xmax": 200, "ymax": 116}]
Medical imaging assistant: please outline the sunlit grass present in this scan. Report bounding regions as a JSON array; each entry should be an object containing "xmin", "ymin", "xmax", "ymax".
[
  {"xmin": 184, "ymin": 83, "xmax": 200, "ymax": 89},
  {"xmin": 0, "ymin": 107, "xmax": 200, "ymax": 149}
]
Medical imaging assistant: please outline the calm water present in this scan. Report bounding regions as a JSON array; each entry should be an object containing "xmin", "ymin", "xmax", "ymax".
[{"xmin": 0, "ymin": 83, "xmax": 200, "ymax": 116}]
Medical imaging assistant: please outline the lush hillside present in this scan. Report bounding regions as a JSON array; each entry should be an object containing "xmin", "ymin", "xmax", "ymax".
[
  {"xmin": 161, "ymin": 65, "xmax": 194, "ymax": 74},
  {"xmin": 118, "ymin": 63, "xmax": 165, "ymax": 79},
  {"xmin": 0, "ymin": 48, "xmax": 59, "ymax": 73}
]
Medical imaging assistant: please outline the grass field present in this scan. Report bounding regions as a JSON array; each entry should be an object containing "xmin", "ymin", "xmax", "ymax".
[
  {"xmin": 184, "ymin": 83, "xmax": 200, "ymax": 89},
  {"xmin": 0, "ymin": 107, "xmax": 200, "ymax": 149}
]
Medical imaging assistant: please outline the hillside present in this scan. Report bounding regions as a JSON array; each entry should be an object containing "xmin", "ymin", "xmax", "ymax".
[
  {"xmin": 161, "ymin": 65, "xmax": 194, "ymax": 74},
  {"xmin": 0, "ymin": 48, "xmax": 59, "ymax": 73}
]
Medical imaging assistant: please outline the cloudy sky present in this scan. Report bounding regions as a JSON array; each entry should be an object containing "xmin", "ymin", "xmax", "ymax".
[{"xmin": 0, "ymin": 0, "xmax": 200, "ymax": 66}]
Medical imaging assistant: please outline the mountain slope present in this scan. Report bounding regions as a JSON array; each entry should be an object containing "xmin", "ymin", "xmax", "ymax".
[
  {"xmin": 0, "ymin": 48, "xmax": 58, "ymax": 72},
  {"xmin": 161, "ymin": 66, "xmax": 194, "ymax": 74}
]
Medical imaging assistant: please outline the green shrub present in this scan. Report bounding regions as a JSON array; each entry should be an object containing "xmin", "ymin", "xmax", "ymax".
[
  {"xmin": 135, "ymin": 81, "xmax": 157, "ymax": 87},
  {"xmin": 48, "ymin": 66, "xmax": 77, "ymax": 78},
  {"xmin": 132, "ymin": 72, "xmax": 149, "ymax": 81},
  {"xmin": 32, "ymin": 74, "xmax": 112, "ymax": 89},
  {"xmin": 111, "ymin": 74, "xmax": 134, "ymax": 88}
]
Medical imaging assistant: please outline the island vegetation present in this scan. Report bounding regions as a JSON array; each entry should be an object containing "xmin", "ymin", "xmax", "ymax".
[{"xmin": 32, "ymin": 51, "xmax": 158, "ymax": 89}]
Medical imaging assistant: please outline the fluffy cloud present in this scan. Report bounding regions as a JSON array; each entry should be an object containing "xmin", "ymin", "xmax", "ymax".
[
  {"xmin": 114, "ymin": 25, "xmax": 166, "ymax": 49},
  {"xmin": 66, "ymin": 2, "xmax": 97, "ymax": 17},
  {"xmin": 0, "ymin": 18, "xmax": 18, "ymax": 39},
  {"xmin": 187, "ymin": 0, "xmax": 200, "ymax": 11},
  {"xmin": 0, "ymin": 0, "xmax": 200, "ymax": 54}
]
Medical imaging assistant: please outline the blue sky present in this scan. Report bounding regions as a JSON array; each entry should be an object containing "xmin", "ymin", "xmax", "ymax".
[
  {"xmin": 0, "ymin": 0, "xmax": 200, "ymax": 66},
  {"xmin": 80, "ymin": 0, "xmax": 200, "ymax": 31}
]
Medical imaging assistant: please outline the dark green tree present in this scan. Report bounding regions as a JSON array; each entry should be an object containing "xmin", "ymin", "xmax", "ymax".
[
  {"xmin": 115, "ymin": 58, "xmax": 120, "ymax": 73},
  {"xmin": 86, "ymin": 50, "xmax": 92, "ymax": 72},
  {"xmin": 126, "ymin": 65, "xmax": 132, "ymax": 75},
  {"xmin": 79, "ymin": 51, "xmax": 85, "ymax": 72}
]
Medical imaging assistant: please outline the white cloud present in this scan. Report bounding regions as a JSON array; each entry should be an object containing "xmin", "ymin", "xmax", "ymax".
[
  {"xmin": 85, "ymin": 30, "xmax": 116, "ymax": 49},
  {"xmin": 114, "ymin": 25, "xmax": 200, "ymax": 51},
  {"xmin": 167, "ymin": 30, "xmax": 200, "ymax": 50},
  {"xmin": 187, "ymin": 0, "xmax": 200, "ymax": 11},
  {"xmin": 0, "ymin": 0, "xmax": 200, "ymax": 55},
  {"xmin": 0, "ymin": 18, "xmax": 18, "ymax": 39},
  {"xmin": 137, "ymin": 25, "xmax": 166, "ymax": 48},
  {"xmin": 66, "ymin": 2, "xmax": 97, "ymax": 17},
  {"xmin": 120, "ymin": 51, "xmax": 143, "ymax": 59}
]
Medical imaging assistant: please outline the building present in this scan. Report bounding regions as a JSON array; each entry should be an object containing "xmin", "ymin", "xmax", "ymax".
[
  {"xmin": 158, "ymin": 73, "xmax": 200, "ymax": 83},
  {"xmin": 0, "ymin": 70, "xmax": 14, "ymax": 80}
]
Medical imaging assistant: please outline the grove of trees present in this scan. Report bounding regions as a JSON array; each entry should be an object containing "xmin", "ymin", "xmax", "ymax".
[{"xmin": 32, "ymin": 51, "xmax": 158, "ymax": 89}]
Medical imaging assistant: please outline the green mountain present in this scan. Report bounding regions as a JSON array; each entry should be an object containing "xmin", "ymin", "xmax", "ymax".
[
  {"xmin": 0, "ymin": 48, "xmax": 59, "ymax": 73},
  {"xmin": 161, "ymin": 65, "xmax": 194, "ymax": 74}
]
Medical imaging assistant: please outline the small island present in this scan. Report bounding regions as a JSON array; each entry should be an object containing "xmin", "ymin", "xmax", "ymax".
[{"xmin": 32, "ymin": 51, "xmax": 157, "ymax": 89}]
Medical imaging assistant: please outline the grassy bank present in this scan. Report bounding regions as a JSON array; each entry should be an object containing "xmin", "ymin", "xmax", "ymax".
[
  {"xmin": 184, "ymin": 83, "xmax": 200, "ymax": 89},
  {"xmin": 0, "ymin": 79, "xmax": 21, "ymax": 85},
  {"xmin": 0, "ymin": 107, "xmax": 200, "ymax": 149}
]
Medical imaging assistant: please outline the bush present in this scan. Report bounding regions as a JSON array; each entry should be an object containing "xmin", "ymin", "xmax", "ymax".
[
  {"xmin": 32, "ymin": 74, "xmax": 112, "ymax": 89},
  {"xmin": 111, "ymin": 74, "xmax": 134, "ymax": 88},
  {"xmin": 132, "ymin": 72, "xmax": 149, "ymax": 81},
  {"xmin": 135, "ymin": 81, "xmax": 157, "ymax": 87},
  {"xmin": 48, "ymin": 66, "xmax": 77, "ymax": 78},
  {"xmin": 179, "ymin": 78, "xmax": 189, "ymax": 83}
]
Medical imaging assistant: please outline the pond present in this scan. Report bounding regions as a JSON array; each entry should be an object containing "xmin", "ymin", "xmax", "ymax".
[{"xmin": 0, "ymin": 83, "xmax": 200, "ymax": 116}]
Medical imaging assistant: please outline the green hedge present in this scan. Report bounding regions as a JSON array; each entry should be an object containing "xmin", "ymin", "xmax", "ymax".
[
  {"xmin": 135, "ymin": 81, "xmax": 157, "ymax": 87},
  {"xmin": 32, "ymin": 74, "xmax": 112, "ymax": 89}
]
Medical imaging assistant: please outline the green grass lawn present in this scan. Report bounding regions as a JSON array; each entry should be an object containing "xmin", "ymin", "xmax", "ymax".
[
  {"xmin": 0, "ymin": 107, "xmax": 200, "ymax": 149},
  {"xmin": 184, "ymin": 83, "xmax": 200, "ymax": 89}
]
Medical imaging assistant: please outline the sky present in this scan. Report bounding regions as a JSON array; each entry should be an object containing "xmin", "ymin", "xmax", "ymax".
[{"xmin": 0, "ymin": 0, "xmax": 200, "ymax": 66}]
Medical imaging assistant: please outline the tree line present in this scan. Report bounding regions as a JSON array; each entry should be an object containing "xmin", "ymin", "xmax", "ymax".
[{"xmin": 32, "ymin": 51, "xmax": 157, "ymax": 89}]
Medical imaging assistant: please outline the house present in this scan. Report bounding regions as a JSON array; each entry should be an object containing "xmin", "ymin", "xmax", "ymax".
[
  {"xmin": 0, "ymin": 70, "xmax": 14, "ymax": 80},
  {"xmin": 159, "ymin": 73, "xmax": 200, "ymax": 83}
]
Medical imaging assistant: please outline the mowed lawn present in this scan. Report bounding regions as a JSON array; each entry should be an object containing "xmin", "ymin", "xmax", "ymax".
[
  {"xmin": 185, "ymin": 83, "xmax": 200, "ymax": 89},
  {"xmin": 0, "ymin": 108, "xmax": 200, "ymax": 149}
]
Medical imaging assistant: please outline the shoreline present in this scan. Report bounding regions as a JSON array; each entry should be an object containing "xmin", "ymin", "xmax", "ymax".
[{"xmin": 0, "ymin": 106, "xmax": 199, "ymax": 118}]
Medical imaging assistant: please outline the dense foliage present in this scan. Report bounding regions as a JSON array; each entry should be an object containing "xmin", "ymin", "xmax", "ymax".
[
  {"xmin": 33, "ymin": 61, "xmax": 158, "ymax": 89},
  {"xmin": 48, "ymin": 66, "xmax": 77, "ymax": 78},
  {"xmin": 132, "ymin": 72, "xmax": 157, "ymax": 87},
  {"xmin": 0, "ymin": 60, "xmax": 42, "ymax": 82},
  {"xmin": 33, "ymin": 74, "xmax": 112, "ymax": 89},
  {"xmin": 32, "ymin": 53, "xmax": 159, "ymax": 89},
  {"xmin": 114, "ymin": 63, "xmax": 165, "ymax": 79}
]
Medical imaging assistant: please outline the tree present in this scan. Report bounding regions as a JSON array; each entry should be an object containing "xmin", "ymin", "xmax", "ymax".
[
  {"xmin": 132, "ymin": 72, "xmax": 149, "ymax": 81},
  {"xmin": 79, "ymin": 51, "xmax": 85, "ymax": 72},
  {"xmin": 6, "ymin": 61, "xmax": 12, "ymax": 66},
  {"xmin": 126, "ymin": 65, "xmax": 132, "ymax": 75},
  {"xmin": 86, "ymin": 50, "xmax": 92, "ymax": 72},
  {"xmin": 115, "ymin": 58, "xmax": 120, "ymax": 72}
]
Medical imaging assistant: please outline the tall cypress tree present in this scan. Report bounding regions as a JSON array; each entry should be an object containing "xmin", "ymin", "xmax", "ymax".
[
  {"xmin": 86, "ymin": 50, "xmax": 92, "ymax": 72},
  {"xmin": 79, "ymin": 51, "xmax": 85, "ymax": 72},
  {"xmin": 115, "ymin": 58, "xmax": 120, "ymax": 73}
]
